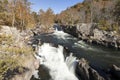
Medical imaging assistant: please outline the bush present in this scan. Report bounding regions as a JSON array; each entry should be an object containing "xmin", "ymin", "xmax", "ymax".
[
  {"xmin": 0, "ymin": 28, "xmax": 34, "ymax": 80},
  {"xmin": 98, "ymin": 20, "xmax": 110, "ymax": 31},
  {"xmin": 0, "ymin": 34, "xmax": 13, "ymax": 45},
  {"xmin": 0, "ymin": 56, "xmax": 19, "ymax": 80}
]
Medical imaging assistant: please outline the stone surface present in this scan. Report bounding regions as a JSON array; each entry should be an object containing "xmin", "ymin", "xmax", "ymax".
[
  {"xmin": 76, "ymin": 58, "xmax": 105, "ymax": 80},
  {"xmin": 61, "ymin": 23, "xmax": 120, "ymax": 48},
  {"xmin": 110, "ymin": 65, "xmax": 120, "ymax": 79},
  {"xmin": 0, "ymin": 26, "xmax": 40, "ymax": 80}
]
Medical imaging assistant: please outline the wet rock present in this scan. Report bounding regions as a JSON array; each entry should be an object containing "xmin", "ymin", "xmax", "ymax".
[
  {"xmin": 61, "ymin": 23, "xmax": 120, "ymax": 49},
  {"xmin": 88, "ymin": 68, "xmax": 105, "ymax": 80},
  {"xmin": 61, "ymin": 25, "xmax": 78, "ymax": 37},
  {"xmin": 76, "ymin": 58, "xmax": 105, "ymax": 80},
  {"xmin": 110, "ymin": 65, "xmax": 120, "ymax": 79}
]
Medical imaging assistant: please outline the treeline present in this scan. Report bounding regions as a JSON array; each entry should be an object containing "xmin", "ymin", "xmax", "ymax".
[
  {"xmin": 0, "ymin": 0, "xmax": 55, "ymax": 31},
  {"xmin": 0, "ymin": 0, "xmax": 35, "ymax": 30},
  {"xmin": 31, "ymin": 8, "xmax": 55, "ymax": 32},
  {"xmin": 56, "ymin": 0, "xmax": 120, "ymax": 33},
  {"xmin": 1, "ymin": 0, "xmax": 120, "ymax": 33}
]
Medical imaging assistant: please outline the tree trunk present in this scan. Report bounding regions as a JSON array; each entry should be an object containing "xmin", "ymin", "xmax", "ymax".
[{"xmin": 12, "ymin": 12, "xmax": 15, "ymax": 27}]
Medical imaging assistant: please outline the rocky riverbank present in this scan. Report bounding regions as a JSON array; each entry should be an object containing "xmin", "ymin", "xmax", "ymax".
[
  {"xmin": 63, "ymin": 45, "xmax": 120, "ymax": 80},
  {"xmin": 30, "ymin": 33, "xmax": 120, "ymax": 80},
  {"xmin": 0, "ymin": 26, "xmax": 39, "ymax": 80},
  {"xmin": 61, "ymin": 23, "xmax": 120, "ymax": 49},
  {"xmin": 76, "ymin": 58, "xmax": 120, "ymax": 80}
]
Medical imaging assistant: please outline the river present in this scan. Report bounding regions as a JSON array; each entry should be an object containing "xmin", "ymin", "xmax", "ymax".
[{"xmin": 31, "ymin": 28, "xmax": 120, "ymax": 80}]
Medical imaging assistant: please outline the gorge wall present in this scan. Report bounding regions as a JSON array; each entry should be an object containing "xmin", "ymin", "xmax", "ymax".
[{"xmin": 61, "ymin": 23, "xmax": 120, "ymax": 49}]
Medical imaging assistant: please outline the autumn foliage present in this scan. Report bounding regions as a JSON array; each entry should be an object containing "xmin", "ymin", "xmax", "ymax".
[
  {"xmin": 38, "ymin": 8, "xmax": 55, "ymax": 32},
  {"xmin": 56, "ymin": 0, "xmax": 120, "ymax": 32},
  {"xmin": 0, "ymin": 0, "xmax": 35, "ymax": 30}
]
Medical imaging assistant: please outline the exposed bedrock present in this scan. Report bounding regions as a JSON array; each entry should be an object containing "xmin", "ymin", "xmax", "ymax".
[
  {"xmin": 31, "ymin": 37, "xmax": 120, "ymax": 80},
  {"xmin": 75, "ymin": 58, "xmax": 120, "ymax": 80},
  {"xmin": 110, "ymin": 65, "xmax": 120, "ymax": 79},
  {"xmin": 76, "ymin": 58, "xmax": 105, "ymax": 80},
  {"xmin": 61, "ymin": 23, "xmax": 120, "ymax": 48}
]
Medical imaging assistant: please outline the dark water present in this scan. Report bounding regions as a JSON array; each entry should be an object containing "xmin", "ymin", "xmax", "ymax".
[{"xmin": 34, "ymin": 31, "xmax": 120, "ymax": 69}]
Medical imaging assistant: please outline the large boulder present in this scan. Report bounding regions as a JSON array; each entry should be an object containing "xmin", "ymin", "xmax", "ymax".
[
  {"xmin": 76, "ymin": 23, "xmax": 95, "ymax": 37},
  {"xmin": 76, "ymin": 58, "xmax": 105, "ymax": 80},
  {"xmin": 110, "ymin": 65, "xmax": 120, "ymax": 79},
  {"xmin": 61, "ymin": 23, "xmax": 120, "ymax": 48}
]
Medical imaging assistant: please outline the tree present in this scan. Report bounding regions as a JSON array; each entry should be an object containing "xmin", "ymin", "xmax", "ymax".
[
  {"xmin": 38, "ymin": 8, "xmax": 55, "ymax": 32},
  {"xmin": 113, "ymin": 0, "xmax": 120, "ymax": 25},
  {"xmin": 31, "ymin": 11, "xmax": 39, "ymax": 24},
  {"xmin": 0, "ymin": 0, "xmax": 9, "ymax": 25},
  {"xmin": 0, "ymin": 0, "xmax": 35, "ymax": 30}
]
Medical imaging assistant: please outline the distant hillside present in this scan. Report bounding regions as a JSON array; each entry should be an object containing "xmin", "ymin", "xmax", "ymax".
[{"xmin": 56, "ymin": 0, "xmax": 120, "ymax": 33}]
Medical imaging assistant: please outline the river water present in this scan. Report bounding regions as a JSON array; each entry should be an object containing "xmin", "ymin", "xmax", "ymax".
[{"xmin": 32, "ymin": 29, "xmax": 120, "ymax": 80}]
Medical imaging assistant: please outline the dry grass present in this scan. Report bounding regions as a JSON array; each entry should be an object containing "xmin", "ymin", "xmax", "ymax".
[{"xmin": 0, "ymin": 30, "xmax": 34, "ymax": 80}]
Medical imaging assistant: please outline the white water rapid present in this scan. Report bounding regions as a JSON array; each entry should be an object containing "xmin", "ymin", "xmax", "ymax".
[{"xmin": 36, "ymin": 43, "xmax": 78, "ymax": 80}]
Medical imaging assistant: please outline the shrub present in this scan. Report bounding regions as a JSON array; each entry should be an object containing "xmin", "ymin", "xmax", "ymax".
[
  {"xmin": 0, "ymin": 34, "xmax": 13, "ymax": 45},
  {"xmin": 98, "ymin": 20, "xmax": 110, "ymax": 31},
  {"xmin": 0, "ymin": 56, "xmax": 19, "ymax": 80},
  {"xmin": 0, "ymin": 28, "xmax": 34, "ymax": 80}
]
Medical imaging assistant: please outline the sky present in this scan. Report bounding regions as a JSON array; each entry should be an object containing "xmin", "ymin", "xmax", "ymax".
[{"xmin": 29, "ymin": 0, "xmax": 84, "ymax": 14}]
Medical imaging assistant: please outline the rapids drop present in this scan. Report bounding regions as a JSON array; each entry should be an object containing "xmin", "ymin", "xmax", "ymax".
[{"xmin": 36, "ymin": 43, "xmax": 78, "ymax": 80}]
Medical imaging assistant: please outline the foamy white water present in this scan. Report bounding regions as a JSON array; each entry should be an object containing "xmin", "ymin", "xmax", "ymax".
[
  {"xmin": 33, "ymin": 70, "xmax": 40, "ymax": 79},
  {"xmin": 37, "ymin": 43, "xmax": 78, "ymax": 80},
  {"xmin": 66, "ymin": 53, "xmax": 78, "ymax": 74}
]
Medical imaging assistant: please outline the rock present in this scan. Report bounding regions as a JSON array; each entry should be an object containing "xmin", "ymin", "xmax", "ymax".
[
  {"xmin": 76, "ymin": 58, "xmax": 105, "ymax": 80},
  {"xmin": 110, "ymin": 65, "xmax": 120, "ymax": 79},
  {"xmin": 34, "ymin": 60, "xmax": 40, "ymax": 70},
  {"xmin": 31, "ymin": 24, "xmax": 54, "ymax": 34},
  {"xmin": 11, "ymin": 56, "xmax": 40, "ymax": 80},
  {"xmin": 76, "ymin": 58, "xmax": 90, "ymax": 80},
  {"xmin": 61, "ymin": 23, "xmax": 120, "ymax": 49},
  {"xmin": 88, "ymin": 68, "xmax": 105, "ymax": 80},
  {"xmin": 77, "ymin": 23, "xmax": 96, "ymax": 37},
  {"xmin": 62, "ymin": 25, "xmax": 78, "ymax": 37},
  {"xmin": 0, "ymin": 26, "xmax": 40, "ymax": 80},
  {"xmin": 93, "ymin": 29, "xmax": 104, "ymax": 41}
]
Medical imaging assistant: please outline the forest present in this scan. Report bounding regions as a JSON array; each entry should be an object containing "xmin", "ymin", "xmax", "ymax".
[
  {"xmin": 0, "ymin": 0, "xmax": 120, "ymax": 33},
  {"xmin": 56, "ymin": 0, "xmax": 120, "ymax": 33},
  {"xmin": 0, "ymin": 0, "xmax": 120, "ymax": 80}
]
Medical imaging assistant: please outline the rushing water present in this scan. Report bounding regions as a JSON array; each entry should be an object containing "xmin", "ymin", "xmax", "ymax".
[
  {"xmin": 34, "ymin": 30, "xmax": 120, "ymax": 69},
  {"xmin": 34, "ymin": 43, "xmax": 78, "ymax": 80},
  {"xmin": 32, "ymin": 27, "xmax": 120, "ymax": 80}
]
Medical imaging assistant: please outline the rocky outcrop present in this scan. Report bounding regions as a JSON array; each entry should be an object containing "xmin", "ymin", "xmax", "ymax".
[
  {"xmin": 31, "ymin": 24, "xmax": 54, "ymax": 34},
  {"xmin": 61, "ymin": 23, "xmax": 120, "ymax": 48},
  {"xmin": 110, "ymin": 65, "xmax": 120, "ymax": 79},
  {"xmin": 61, "ymin": 25, "xmax": 78, "ymax": 37},
  {"xmin": 0, "ymin": 26, "xmax": 40, "ymax": 80},
  {"xmin": 75, "ymin": 58, "xmax": 120, "ymax": 80},
  {"xmin": 76, "ymin": 58, "xmax": 105, "ymax": 80},
  {"xmin": 11, "ymin": 59, "xmax": 40, "ymax": 80}
]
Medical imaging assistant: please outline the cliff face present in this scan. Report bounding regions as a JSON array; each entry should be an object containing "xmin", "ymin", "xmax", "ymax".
[{"xmin": 61, "ymin": 23, "xmax": 120, "ymax": 48}]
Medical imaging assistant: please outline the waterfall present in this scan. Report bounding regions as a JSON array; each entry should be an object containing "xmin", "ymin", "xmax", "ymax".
[
  {"xmin": 55, "ymin": 27, "xmax": 58, "ymax": 32},
  {"xmin": 54, "ymin": 24, "xmax": 63, "ymax": 32},
  {"xmin": 65, "ymin": 53, "xmax": 78, "ymax": 74},
  {"xmin": 36, "ymin": 43, "xmax": 78, "ymax": 80}
]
